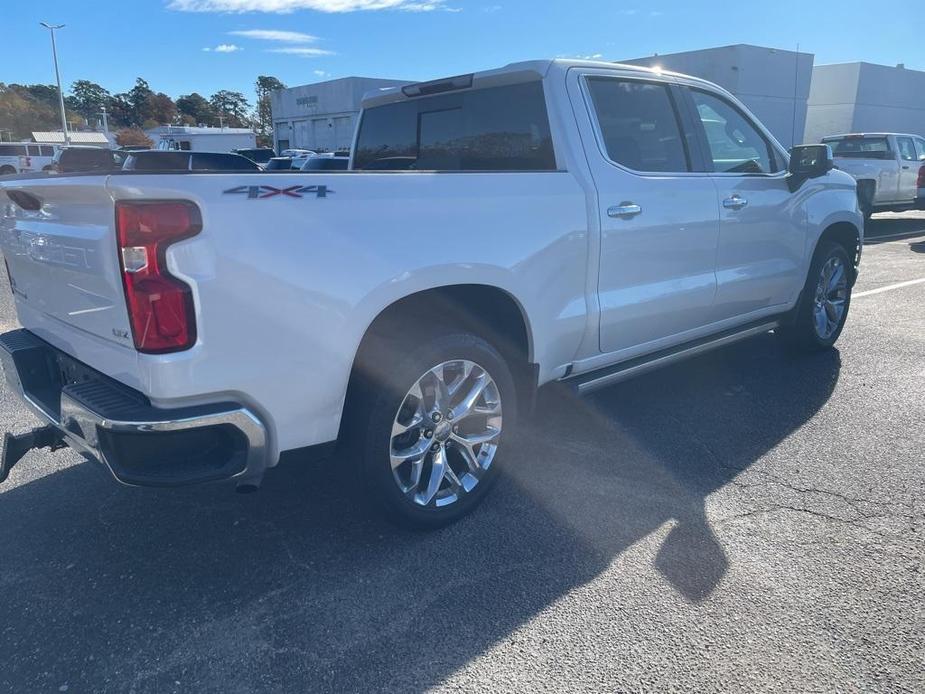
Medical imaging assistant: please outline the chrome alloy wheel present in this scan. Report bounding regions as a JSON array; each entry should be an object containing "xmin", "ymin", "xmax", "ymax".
[
  {"xmin": 813, "ymin": 255, "xmax": 849, "ymax": 340},
  {"xmin": 389, "ymin": 360, "xmax": 502, "ymax": 508}
]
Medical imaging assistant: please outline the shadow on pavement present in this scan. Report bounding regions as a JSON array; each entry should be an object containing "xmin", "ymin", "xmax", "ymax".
[
  {"xmin": 0, "ymin": 334, "xmax": 840, "ymax": 693},
  {"xmin": 864, "ymin": 215, "xmax": 925, "ymax": 243}
]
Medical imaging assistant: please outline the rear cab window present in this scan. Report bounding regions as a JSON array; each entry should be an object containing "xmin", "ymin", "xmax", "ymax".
[
  {"xmin": 824, "ymin": 136, "xmax": 893, "ymax": 160},
  {"xmin": 353, "ymin": 80, "xmax": 556, "ymax": 172}
]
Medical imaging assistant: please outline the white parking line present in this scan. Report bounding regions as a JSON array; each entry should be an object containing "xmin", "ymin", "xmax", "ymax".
[{"xmin": 854, "ymin": 278, "xmax": 925, "ymax": 298}]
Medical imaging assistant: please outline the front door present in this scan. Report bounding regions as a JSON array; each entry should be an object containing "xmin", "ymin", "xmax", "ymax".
[
  {"xmin": 683, "ymin": 87, "xmax": 805, "ymax": 319},
  {"xmin": 570, "ymin": 70, "xmax": 720, "ymax": 356}
]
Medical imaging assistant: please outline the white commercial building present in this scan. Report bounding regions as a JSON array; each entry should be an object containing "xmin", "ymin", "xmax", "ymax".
[
  {"xmin": 271, "ymin": 77, "xmax": 410, "ymax": 153},
  {"xmin": 804, "ymin": 62, "xmax": 925, "ymax": 144},
  {"xmin": 624, "ymin": 44, "xmax": 815, "ymax": 148}
]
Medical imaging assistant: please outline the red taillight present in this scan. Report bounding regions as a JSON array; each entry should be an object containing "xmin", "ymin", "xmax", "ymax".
[
  {"xmin": 115, "ymin": 201, "xmax": 202, "ymax": 353},
  {"xmin": 917, "ymin": 166, "xmax": 925, "ymax": 189}
]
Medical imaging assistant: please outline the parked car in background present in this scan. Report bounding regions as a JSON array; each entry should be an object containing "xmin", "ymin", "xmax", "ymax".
[
  {"xmin": 0, "ymin": 59, "xmax": 862, "ymax": 528},
  {"xmin": 52, "ymin": 146, "xmax": 124, "ymax": 174},
  {"xmin": 0, "ymin": 143, "xmax": 57, "ymax": 175},
  {"xmin": 233, "ymin": 148, "xmax": 276, "ymax": 168},
  {"xmin": 301, "ymin": 154, "xmax": 349, "ymax": 171},
  {"xmin": 822, "ymin": 133, "xmax": 925, "ymax": 218},
  {"xmin": 264, "ymin": 156, "xmax": 305, "ymax": 171},
  {"xmin": 122, "ymin": 151, "xmax": 261, "ymax": 171}
]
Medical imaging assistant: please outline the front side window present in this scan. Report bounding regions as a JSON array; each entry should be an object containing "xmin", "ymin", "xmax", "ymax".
[
  {"xmin": 915, "ymin": 138, "xmax": 925, "ymax": 161},
  {"xmin": 690, "ymin": 90, "xmax": 780, "ymax": 174},
  {"xmin": 896, "ymin": 137, "xmax": 917, "ymax": 162},
  {"xmin": 585, "ymin": 78, "xmax": 689, "ymax": 173},
  {"xmin": 353, "ymin": 81, "xmax": 556, "ymax": 171}
]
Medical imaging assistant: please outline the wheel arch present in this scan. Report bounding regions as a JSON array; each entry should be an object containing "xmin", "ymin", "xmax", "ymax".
[
  {"xmin": 817, "ymin": 221, "xmax": 861, "ymax": 285},
  {"xmin": 342, "ymin": 283, "xmax": 537, "ymax": 438}
]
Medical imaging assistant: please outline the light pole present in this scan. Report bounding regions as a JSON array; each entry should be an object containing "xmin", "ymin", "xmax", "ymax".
[{"xmin": 40, "ymin": 22, "xmax": 70, "ymax": 146}]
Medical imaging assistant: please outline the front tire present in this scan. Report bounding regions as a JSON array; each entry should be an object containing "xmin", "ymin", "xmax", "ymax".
[
  {"xmin": 778, "ymin": 241, "xmax": 852, "ymax": 352},
  {"xmin": 349, "ymin": 332, "xmax": 517, "ymax": 528}
]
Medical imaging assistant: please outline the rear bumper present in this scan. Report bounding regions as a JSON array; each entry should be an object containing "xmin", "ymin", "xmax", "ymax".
[{"xmin": 0, "ymin": 329, "xmax": 268, "ymax": 487}]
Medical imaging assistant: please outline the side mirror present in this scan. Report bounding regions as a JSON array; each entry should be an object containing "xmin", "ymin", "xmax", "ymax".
[{"xmin": 788, "ymin": 144, "xmax": 835, "ymax": 192}]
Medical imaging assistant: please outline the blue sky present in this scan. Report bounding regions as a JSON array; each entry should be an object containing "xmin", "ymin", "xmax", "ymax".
[{"xmin": 4, "ymin": 0, "xmax": 922, "ymax": 104}]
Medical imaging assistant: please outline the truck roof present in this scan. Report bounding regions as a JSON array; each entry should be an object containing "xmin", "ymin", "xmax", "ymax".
[{"xmin": 360, "ymin": 58, "xmax": 721, "ymax": 108}]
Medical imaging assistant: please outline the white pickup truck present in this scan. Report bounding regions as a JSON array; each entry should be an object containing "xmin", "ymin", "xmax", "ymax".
[
  {"xmin": 822, "ymin": 133, "xmax": 925, "ymax": 218},
  {"xmin": 0, "ymin": 59, "xmax": 862, "ymax": 527}
]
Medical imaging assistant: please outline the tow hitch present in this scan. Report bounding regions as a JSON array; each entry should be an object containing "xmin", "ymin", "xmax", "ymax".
[{"xmin": 0, "ymin": 424, "xmax": 66, "ymax": 484}]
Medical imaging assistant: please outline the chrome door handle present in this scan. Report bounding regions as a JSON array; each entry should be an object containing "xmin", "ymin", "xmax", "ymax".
[
  {"xmin": 723, "ymin": 195, "xmax": 748, "ymax": 210},
  {"xmin": 608, "ymin": 202, "xmax": 642, "ymax": 219}
]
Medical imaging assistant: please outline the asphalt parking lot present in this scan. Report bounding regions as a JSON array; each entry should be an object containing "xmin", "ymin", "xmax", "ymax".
[{"xmin": 0, "ymin": 214, "xmax": 923, "ymax": 693}]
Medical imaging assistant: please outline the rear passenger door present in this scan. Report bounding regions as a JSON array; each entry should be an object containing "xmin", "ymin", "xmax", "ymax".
[
  {"xmin": 681, "ymin": 86, "xmax": 804, "ymax": 319},
  {"xmin": 571, "ymin": 70, "xmax": 720, "ymax": 356}
]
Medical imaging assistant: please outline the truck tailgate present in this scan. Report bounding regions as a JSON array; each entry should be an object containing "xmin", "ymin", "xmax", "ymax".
[{"xmin": 0, "ymin": 177, "xmax": 133, "ymax": 346}]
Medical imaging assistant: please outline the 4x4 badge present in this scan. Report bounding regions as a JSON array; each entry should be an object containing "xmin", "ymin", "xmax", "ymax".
[{"xmin": 223, "ymin": 184, "xmax": 333, "ymax": 199}]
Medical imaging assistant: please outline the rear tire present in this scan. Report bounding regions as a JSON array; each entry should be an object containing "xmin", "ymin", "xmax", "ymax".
[
  {"xmin": 0, "ymin": 166, "xmax": 15, "ymax": 176},
  {"xmin": 347, "ymin": 331, "xmax": 517, "ymax": 529},
  {"xmin": 777, "ymin": 241, "xmax": 852, "ymax": 352}
]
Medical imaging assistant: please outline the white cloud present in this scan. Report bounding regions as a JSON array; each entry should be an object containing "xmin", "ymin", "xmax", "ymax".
[
  {"xmin": 170, "ymin": 0, "xmax": 448, "ymax": 12},
  {"xmin": 229, "ymin": 29, "xmax": 318, "ymax": 41},
  {"xmin": 313, "ymin": 69, "xmax": 329, "ymax": 77},
  {"xmin": 268, "ymin": 46, "xmax": 335, "ymax": 56},
  {"xmin": 203, "ymin": 43, "xmax": 243, "ymax": 51}
]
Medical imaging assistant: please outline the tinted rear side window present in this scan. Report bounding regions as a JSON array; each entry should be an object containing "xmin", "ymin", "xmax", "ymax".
[
  {"xmin": 585, "ymin": 78, "xmax": 689, "ymax": 173},
  {"xmin": 0, "ymin": 145, "xmax": 27, "ymax": 157},
  {"xmin": 354, "ymin": 81, "xmax": 556, "ymax": 171}
]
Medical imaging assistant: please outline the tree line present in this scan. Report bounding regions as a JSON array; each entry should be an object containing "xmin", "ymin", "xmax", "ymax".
[{"xmin": 0, "ymin": 75, "xmax": 285, "ymax": 145}]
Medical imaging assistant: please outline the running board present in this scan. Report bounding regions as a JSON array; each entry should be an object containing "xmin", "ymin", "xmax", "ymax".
[{"xmin": 566, "ymin": 320, "xmax": 780, "ymax": 396}]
